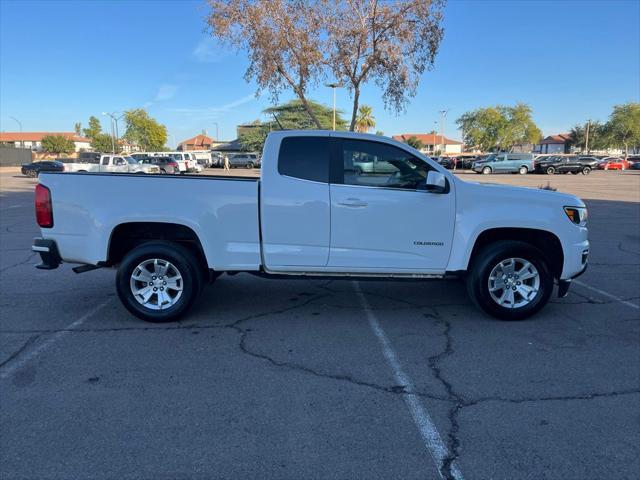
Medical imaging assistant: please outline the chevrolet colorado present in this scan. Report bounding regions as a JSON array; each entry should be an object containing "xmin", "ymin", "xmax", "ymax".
[{"xmin": 32, "ymin": 131, "xmax": 589, "ymax": 322}]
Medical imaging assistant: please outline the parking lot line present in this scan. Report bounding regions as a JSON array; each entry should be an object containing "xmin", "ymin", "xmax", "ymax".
[
  {"xmin": 574, "ymin": 280, "xmax": 639, "ymax": 310},
  {"xmin": 354, "ymin": 281, "xmax": 464, "ymax": 480},
  {"xmin": 0, "ymin": 298, "xmax": 112, "ymax": 380}
]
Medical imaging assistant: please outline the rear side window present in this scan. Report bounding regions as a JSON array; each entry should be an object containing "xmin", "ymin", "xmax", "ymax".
[{"xmin": 278, "ymin": 136, "xmax": 330, "ymax": 183}]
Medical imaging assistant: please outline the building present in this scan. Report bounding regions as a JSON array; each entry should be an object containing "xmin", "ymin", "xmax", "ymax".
[
  {"xmin": 392, "ymin": 133, "xmax": 463, "ymax": 155},
  {"xmin": 0, "ymin": 132, "xmax": 91, "ymax": 152},
  {"xmin": 177, "ymin": 134, "xmax": 213, "ymax": 151},
  {"xmin": 534, "ymin": 134, "xmax": 573, "ymax": 154}
]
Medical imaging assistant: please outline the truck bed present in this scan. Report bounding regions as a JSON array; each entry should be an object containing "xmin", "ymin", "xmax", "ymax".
[{"xmin": 38, "ymin": 172, "xmax": 262, "ymax": 271}]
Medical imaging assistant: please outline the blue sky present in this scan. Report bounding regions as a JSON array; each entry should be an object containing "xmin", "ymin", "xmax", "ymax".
[{"xmin": 1, "ymin": 0, "xmax": 638, "ymax": 146}]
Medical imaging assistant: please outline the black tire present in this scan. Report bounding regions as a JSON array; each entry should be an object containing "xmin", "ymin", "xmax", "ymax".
[
  {"xmin": 27, "ymin": 170, "xmax": 37, "ymax": 178},
  {"xmin": 246, "ymin": 162, "xmax": 254, "ymax": 169},
  {"xmin": 116, "ymin": 241, "xmax": 203, "ymax": 323},
  {"xmin": 518, "ymin": 166, "xmax": 528, "ymax": 175},
  {"xmin": 582, "ymin": 166, "xmax": 591, "ymax": 175},
  {"xmin": 466, "ymin": 240, "xmax": 554, "ymax": 321},
  {"xmin": 546, "ymin": 166, "xmax": 555, "ymax": 175},
  {"xmin": 482, "ymin": 166, "xmax": 492, "ymax": 175}
]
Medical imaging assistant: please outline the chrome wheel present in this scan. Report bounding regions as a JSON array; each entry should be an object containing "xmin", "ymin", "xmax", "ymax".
[
  {"xmin": 129, "ymin": 258, "xmax": 183, "ymax": 310},
  {"xmin": 488, "ymin": 257, "xmax": 540, "ymax": 309}
]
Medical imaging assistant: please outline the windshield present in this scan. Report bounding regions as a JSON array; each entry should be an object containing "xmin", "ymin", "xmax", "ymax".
[
  {"xmin": 124, "ymin": 156, "xmax": 138, "ymax": 164},
  {"xmin": 170, "ymin": 154, "xmax": 182, "ymax": 160}
]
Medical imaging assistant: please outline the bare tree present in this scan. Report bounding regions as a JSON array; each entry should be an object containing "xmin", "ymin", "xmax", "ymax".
[
  {"xmin": 206, "ymin": 0, "xmax": 446, "ymax": 131},
  {"xmin": 321, "ymin": 0, "xmax": 445, "ymax": 130},
  {"xmin": 206, "ymin": 0, "xmax": 325, "ymax": 128}
]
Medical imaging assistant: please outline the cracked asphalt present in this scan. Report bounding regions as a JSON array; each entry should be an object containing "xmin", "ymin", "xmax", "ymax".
[{"xmin": 1, "ymin": 169, "xmax": 639, "ymax": 480}]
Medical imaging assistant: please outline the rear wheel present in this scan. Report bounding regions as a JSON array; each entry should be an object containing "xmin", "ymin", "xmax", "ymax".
[
  {"xmin": 27, "ymin": 170, "xmax": 37, "ymax": 178},
  {"xmin": 518, "ymin": 166, "xmax": 528, "ymax": 175},
  {"xmin": 482, "ymin": 166, "xmax": 492, "ymax": 175},
  {"xmin": 246, "ymin": 162, "xmax": 254, "ymax": 169},
  {"xmin": 546, "ymin": 166, "xmax": 555, "ymax": 175},
  {"xmin": 116, "ymin": 241, "xmax": 203, "ymax": 323},
  {"xmin": 466, "ymin": 241, "xmax": 553, "ymax": 320}
]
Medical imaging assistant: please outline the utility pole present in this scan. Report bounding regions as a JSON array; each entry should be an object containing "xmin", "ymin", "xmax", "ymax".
[
  {"xmin": 326, "ymin": 83, "xmax": 341, "ymax": 130},
  {"xmin": 9, "ymin": 116, "xmax": 23, "ymax": 148},
  {"xmin": 584, "ymin": 120, "xmax": 591, "ymax": 154}
]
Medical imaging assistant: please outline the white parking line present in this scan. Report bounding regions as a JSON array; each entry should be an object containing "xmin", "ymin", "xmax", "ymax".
[
  {"xmin": 574, "ymin": 280, "xmax": 639, "ymax": 310},
  {"xmin": 354, "ymin": 281, "xmax": 464, "ymax": 480},
  {"xmin": 0, "ymin": 299, "xmax": 112, "ymax": 380}
]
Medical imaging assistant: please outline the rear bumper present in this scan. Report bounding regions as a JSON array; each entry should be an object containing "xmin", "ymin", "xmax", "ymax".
[{"xmin": 32, "ymin": 237, "xmax": 62, "ymax": 269}]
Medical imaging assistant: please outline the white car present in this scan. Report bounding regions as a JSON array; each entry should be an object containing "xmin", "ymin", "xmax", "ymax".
[
  {"xmin": 32, "ymin": 131, "xmax": 588, "ymax": 323},
  {"xmin": 63, "ymin": 155, "xmax": 160, "ymax": 174}
]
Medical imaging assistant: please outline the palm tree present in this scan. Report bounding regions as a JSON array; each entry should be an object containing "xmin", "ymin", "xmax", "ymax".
[{"xmin": 355, "ymin": 105, "xmax": 375, "ymax": 133}]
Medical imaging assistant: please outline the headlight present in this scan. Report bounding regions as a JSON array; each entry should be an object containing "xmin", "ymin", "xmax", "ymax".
[{"xmin": 564, "ymin": 206, "xmax": 588, "ymax": 226}]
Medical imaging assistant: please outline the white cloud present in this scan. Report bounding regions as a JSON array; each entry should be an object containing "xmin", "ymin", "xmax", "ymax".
[
  {"xmin": 168, "ymin": 94, "xmax": 256, "ymax": 119},
  {"xmin": 155, "ymin": 84, "xmax": 179, "ymax": 102},
  {"xmin": 192, "ymin": 37, "xmax": 230, "ymax": 63}
]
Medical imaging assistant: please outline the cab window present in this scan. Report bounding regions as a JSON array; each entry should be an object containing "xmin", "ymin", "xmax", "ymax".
[
  {"xmin": 341, "ymin": 139, "xmax": 431, "ymax": 190},
  {"xmin": 278, "ymin": 136, "xmax": 330, "ymax": 183}
]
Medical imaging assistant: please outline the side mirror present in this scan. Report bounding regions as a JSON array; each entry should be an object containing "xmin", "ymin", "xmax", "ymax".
[{"xmin": 425, "ymin": 171, "xmax": 447, "ymax": 193}]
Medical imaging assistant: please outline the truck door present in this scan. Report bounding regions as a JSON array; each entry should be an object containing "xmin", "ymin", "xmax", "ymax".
[
  {"xmin": 260, "ymin": 135, "xmax": 331, "ymax": 268},
  {"xmin": 328, "ymin": 138, "xmax": 455, "ymax": 272},
  {"xmin": 99, "ymin": 155, "xmax": 110, "ymax": 173}
]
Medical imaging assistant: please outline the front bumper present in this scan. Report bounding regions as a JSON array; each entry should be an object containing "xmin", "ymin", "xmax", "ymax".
[{"xmin": 32, "ymin": 237, "xmax": 62, "ymax": 269}]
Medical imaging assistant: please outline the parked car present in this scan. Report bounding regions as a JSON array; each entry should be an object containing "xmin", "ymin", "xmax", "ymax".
[
  {"xmin": 190, "ymin": 150, "xmax": 213, "ymax": 168},
  {"xmin": 452, "ymin": 156, "xmax": 476, "ymax": 169},
  {"xmin": 626, "ymin": 155, "xmax": 640, "ymax": 167},
  {"xmin": 228, "ymin": 153, "xmax": 260, "ymax": 168},
  {"xmin": 434, "ymin": 157, "xmax": 454, "ymax": 169},
  {"xmin": 63, "ymin": 155, "xmax": 160, "ymax": 174},
  {"xmin": 630, "ymin": 161, "xmax": 640, "ymax": 170},
  {"xmin": 600, "ymin": 157, "xmax": 629, "ymax": 170},
  {"xmin": 534, "ymin": 155, "xmax": 598, "ymax": 175},
  {"xmin": 139, "ymin": 156, "xmax": 180, "ymax": 174},
  {"xmin": 472, "ymin": 153, "xmax": 534, "ymax": 174},
  {"xmin": 21, "ymin": 160, "xmax": 65, "ymax": 178},
  {"xmin": 32, "ymin": 130, "xmax": 588, "ymax": 323}
]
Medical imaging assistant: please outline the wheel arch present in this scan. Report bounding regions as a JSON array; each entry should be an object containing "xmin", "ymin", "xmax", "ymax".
[
  {"xmin": 467, "ymin": 227, "xmax": 564, "ymax": 279},
  {"xmin": 107, "ymin": 222, "xmax": 209, "ymax": 272}
]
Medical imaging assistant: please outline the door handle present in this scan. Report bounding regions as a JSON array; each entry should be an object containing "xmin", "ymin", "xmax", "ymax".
[{"xmin": 338, "ymin": 198, "xmax": 368, "ymax": 208}]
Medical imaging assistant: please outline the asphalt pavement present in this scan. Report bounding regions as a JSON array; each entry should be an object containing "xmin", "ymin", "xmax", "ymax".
[{"xmin": 1, "ymin": 168, "xmax": 638, "ymax": 480}]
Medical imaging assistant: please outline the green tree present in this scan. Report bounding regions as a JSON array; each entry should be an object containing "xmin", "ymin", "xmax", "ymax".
[
  {"xmin": 405, "ymin": 136, "xmax": 425, "ymax": 150},
  {"xmin": 355, "ymin": 105, "xmax": 376, "ymax": 133},
  {"xmin": 607, "ymin": 102, "xmax": 640, "ymax": 159},
  {"xmin": 570, "ymin": 121, "xmax": 611, "ymax": 153},
  {"xmin": 74, "ymin": 122, "xmax": 82, "ymax": 136},
  {"xmin": 91, "ymin": 133, "xmax": 115, "ymax": 153},
  {"xmin": 41, "ymin": 135, "xmax": 75, "ymax": 156},
  {"xmin": 456, "ymin": 103, "xmax": 541, "ymax": 152},
  {"xmin": 122, "ymin": 109, "xmax": 168, "ymax": 151},
  {"xmin": 375, "ymin": 130, "xmax": 384, "ymax": 136},
  {"xmin": 83, "ymin": 116, "xmax": 102, "ymax": 139},
  {"xmin": 239, "ymin": 99, "xmax": 347, "ymax": 152}
]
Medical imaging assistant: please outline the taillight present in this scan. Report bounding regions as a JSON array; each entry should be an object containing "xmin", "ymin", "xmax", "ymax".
[{"xmin": 35, "ymin": 184, "xmax": 53, "ymax": 228}]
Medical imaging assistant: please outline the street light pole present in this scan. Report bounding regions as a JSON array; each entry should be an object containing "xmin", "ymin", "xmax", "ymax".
[
  {"xmin": 102, "ymin": 112, "xmax": 124, "ymax": 153},
  {"xmin": 584, "ymin": 120, "xmax": 591, "ymax": 154},
  {"xmin": 439, "ymin": 109, "xmax": 449, "ymax": 155},
  {"xmin": 9, "ymin": 116, "xmax": 23, "ymax": 148},
  {"xmin": 212, "ymin": 122, "xmax": 219, "ymax": 141},
  {"xmin": 326, "ymin": 83, "xmax": 341, "ymax": 131}
]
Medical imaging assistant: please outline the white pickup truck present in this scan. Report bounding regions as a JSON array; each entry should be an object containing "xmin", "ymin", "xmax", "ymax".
[{"xmin": 32, "ymin": 131, "xmax": 589, "ymax": 322}]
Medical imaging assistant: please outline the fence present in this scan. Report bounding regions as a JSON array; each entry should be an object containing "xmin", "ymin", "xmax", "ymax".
[{"xmin": 0, "ymin": 146, "xmax": 32, "ymax": 166}]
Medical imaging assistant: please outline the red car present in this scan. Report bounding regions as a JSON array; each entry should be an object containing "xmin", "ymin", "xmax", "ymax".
[{"xmin": 602, "ymin": 158, "xmax": 629, "ymax": 170}]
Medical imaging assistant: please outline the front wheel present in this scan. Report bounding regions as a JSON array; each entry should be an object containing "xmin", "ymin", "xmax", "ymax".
[
  {"xmin": 466, "ymin": 241, "xmax": 553, "ymax": 320},
  {"xmin": 116, "ymin": 241, "xmax": 203, "ymax": 322},
  {"xmin": 546, "ymin": 166, "xmax": 555, "ymax": 175},
  {"xmin": 581, "ymin": 167, "xmax": 591, "ymax": 175},
  {"xmin": 482, "ymin": 166, "xmax": 492, "ymax": 175}
]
